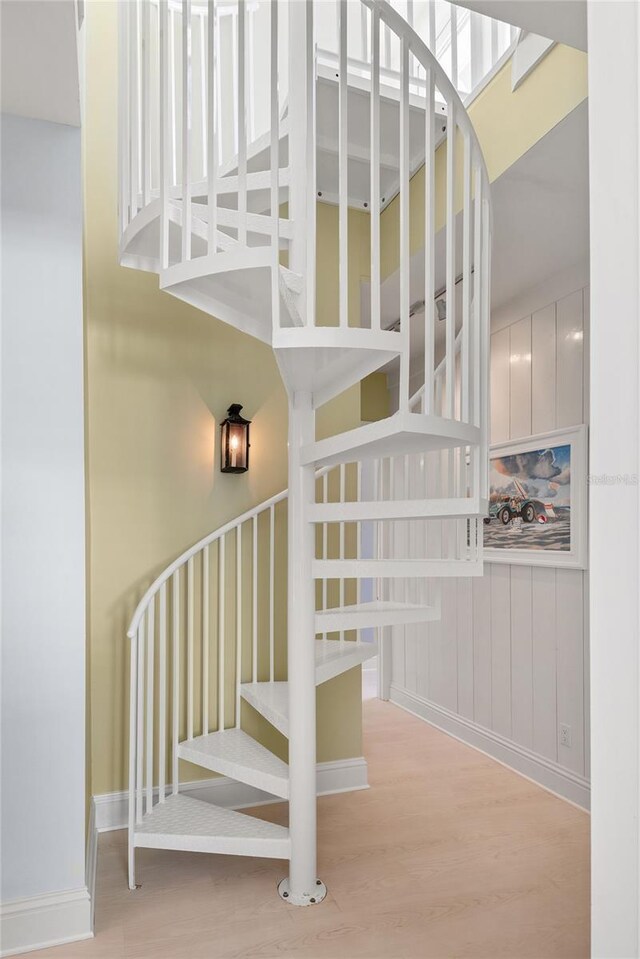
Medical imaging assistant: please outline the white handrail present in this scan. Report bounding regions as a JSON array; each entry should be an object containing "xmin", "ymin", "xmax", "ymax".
[
  {"xmin": 127, "ymin": 464, "xmax": 333, "ymax": 638},
  {"xmin": 366, "ymin": 0, "xmax": 490, "ymax": 188},
  {"xmin": 127, "ymin": 486, "xmax": 287, "ymax": 638}
]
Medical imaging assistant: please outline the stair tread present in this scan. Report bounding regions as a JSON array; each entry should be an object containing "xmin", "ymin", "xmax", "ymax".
[
  {"xmin": 313, "ymin": 639, "xmax": 378, "ymax": 684},
  {"xmin": 273, "ymin": 327, "xmax": 402, "ymax": 408},
  {"xmin": 241, "ymin": 682, "xmax": 289, "ymax": 737},
  {"xmin": 240, "ymin": 640, "xmax": 379, "ymax": 734},
  {"xmin": 313, "ymin": 558, "xmax": 483, "ymax": 578},
  {"xmin": 301, "ymin": 411, "xmax": 480, "ymax": 468},
  {"xmin": 316, "ymin": 600, "xmax": 438, "ymax": 631},
  {"xmin": 316, "ymin": 600, "xmax": 435, "ymax": 616},
  {"xmin": 177, "ymin": 728, "xmax": 289, "ymax": 799},
  {"xmin": 133, "ymin": 793, "xmax": 290, "ymax": 859},
  {"xmin": 309, "ymin": 497, "xmax": 486, "ymax": 523}
]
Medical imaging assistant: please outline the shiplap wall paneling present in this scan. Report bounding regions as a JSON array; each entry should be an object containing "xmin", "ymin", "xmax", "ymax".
[
  {"xmin": 556, "ymin": 568, "xmax": 585, "ymax": 776},
  {"xmin": 472, "ymin": 577, "xmax": 492, "ymax": 729},
  {"xmin": 490, "ymin": 565, "xmax": 512, "ymax": 739},
  {"xmin": 509, "ymin": 316, "xmax": 532, "ymax": 439},
  {"xmin": 582, "ymin": 289, "xmax": 590, "ymax": 427},
  {"xmin": 491, "ymin": 327, "xmax": 510, "ymax": 443},
  {"xmin": 583, "ymin": 573, "xmax": 590, "ymax": 781},
  {"xmin": 388, "ymin": 284, "xmax": 590, "ymax": 803},
  {"xmin": 457, "ymin": 578, "xmax": 474, "ymax": 721},
  {"xmin": 556, "ymin": 290, "xmax": 584, "ymax": 430},
  {"xmin": 510, "ymin": 566, "xmax": 533, "ymax": 750},
  {"xmin": 531, "ymin": 303, "xmax": 556, "ymax": 435},
  {"xmin": 582, "ymin": 294, "xmax": 590, "ymax": 780},
  {"xmin": 531, "ymin": 567, "xmax": 557, "ymax": 762}
]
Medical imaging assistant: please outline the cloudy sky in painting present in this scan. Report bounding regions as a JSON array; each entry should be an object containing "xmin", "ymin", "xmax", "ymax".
[{"xmin": 489, "ymin": 444, "xmax": 571, "ymax": 507}]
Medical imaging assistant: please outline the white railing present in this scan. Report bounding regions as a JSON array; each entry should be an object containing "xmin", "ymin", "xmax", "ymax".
[
  {"xmin": 127, "ymin": 484, "xmax": 286, "ymax": 836},
  {"xmin": 120, "ymin": 0, "xmax": 491, "ymax": 434},
  {"xmin": 121, "ymin": 0, "xmax": 491, "ymax": 902},
  {"xmin": 127, "ymin": 430, "xmax": 484, "ymax": 824},
  {"xmin": 126, "ymin": 460, "xmax": 378, "ymax": 822},
  {"xmin": 316, "ymin": 0, "xmax": 518, "ymax": 102},
  {"xmin": 119, "ymin": 0, "xmax": 288, "ymax": 277}
]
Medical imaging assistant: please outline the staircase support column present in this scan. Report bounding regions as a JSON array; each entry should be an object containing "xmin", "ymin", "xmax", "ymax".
[{"xmin": 278, "ymin": 391, "xmax": 326, "ymax": 907}]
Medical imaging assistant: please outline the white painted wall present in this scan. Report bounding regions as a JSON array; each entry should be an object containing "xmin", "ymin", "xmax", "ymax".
[
  {"xmin": 0, "ymin": 114, "xmax": 90, "ymax": 951},
  {"xmin": 588, "ymin": 2, "xmax": 640, "ymax": 955},
  {"xmin": 388, "ymin": 270, "xmax": 590, "ymax": 808}
]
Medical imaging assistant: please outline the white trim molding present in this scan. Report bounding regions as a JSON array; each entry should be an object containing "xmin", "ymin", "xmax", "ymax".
[
  {"xmin": 86, "ymin": 798, "xmax": 98, "ymax": 933},
  {"xmin": 0, "ymin": 888, "xmax": 92, "ymax": 958},
  {"xmin": 588, "ymin": 2, "xmax": 640, "ymax": 953},
  {"xmin": 94, "ymin": 757, "xmax": 369, "ymax": 833},
  {"xmin": 511, "ymin": 33, "xmax": 556, "ymax": 92},
  {"xmin": 390, "ymin": 685, "xmax": 590, "ymax": 810}
]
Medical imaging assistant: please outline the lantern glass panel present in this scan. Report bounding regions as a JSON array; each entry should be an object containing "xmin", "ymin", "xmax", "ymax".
[{"xmin": 220, "ymin": 404, "xmax": 251, "ymax": 473}]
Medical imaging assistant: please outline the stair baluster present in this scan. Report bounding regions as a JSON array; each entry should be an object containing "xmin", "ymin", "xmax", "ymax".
[{"xmin": 120, "ymin": 0, "xmax": 491, "ymax": 903}]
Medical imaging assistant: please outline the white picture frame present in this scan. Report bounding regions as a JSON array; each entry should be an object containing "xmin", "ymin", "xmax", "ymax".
[{"xmin": 483, "ymin": 425, "xmax": 588, "ymax": 569}]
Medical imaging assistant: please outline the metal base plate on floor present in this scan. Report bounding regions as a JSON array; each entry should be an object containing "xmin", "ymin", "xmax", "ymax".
[{"xmin": 277, "ymin": 877, "xmax": 327, "ymax": 906}]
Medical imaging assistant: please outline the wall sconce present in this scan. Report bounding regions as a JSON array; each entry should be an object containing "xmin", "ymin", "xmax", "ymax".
[{"xmin": 220, "ymin": 404, "xmax": 251, "ymax": 474}]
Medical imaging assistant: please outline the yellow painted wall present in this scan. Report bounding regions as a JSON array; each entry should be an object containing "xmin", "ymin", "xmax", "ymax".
[
  {"xmin": 84, "ymin": 2, "xmax": 365, "ymax": 796},
  {"xmin": 381, "ymin": 43, "xmax": 588, "ymax": 278},
  {"xmin": 316, "ymin": 203, "xmax": 371, "ymax": 327},
  {"xmin": 84, "ymin": 3, "xmax": 573, "ymax": 797}
]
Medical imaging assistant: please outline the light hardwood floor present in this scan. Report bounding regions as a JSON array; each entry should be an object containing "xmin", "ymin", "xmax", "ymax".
[{"xmin": 30, "ymin": 700, "xmax": 590, "ymax": 959}]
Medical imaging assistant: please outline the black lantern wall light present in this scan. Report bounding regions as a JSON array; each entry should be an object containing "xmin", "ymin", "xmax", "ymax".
[{"xmin": 220, "ymin": 404, "xmax": 251, "ymax": 473}]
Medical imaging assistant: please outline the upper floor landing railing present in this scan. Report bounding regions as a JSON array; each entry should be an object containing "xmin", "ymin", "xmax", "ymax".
[
  {"xmin": 316, "ymin": 0, "xmax": 518, "ymax": 103},
  {"xmin": 119, "ymin": 0, "xmax": 491, "ymax": 437}
]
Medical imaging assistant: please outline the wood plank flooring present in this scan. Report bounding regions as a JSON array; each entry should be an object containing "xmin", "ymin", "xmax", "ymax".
[{"xmin": 29, "ymin": 700, "xmax": 589, "ymax": 958}]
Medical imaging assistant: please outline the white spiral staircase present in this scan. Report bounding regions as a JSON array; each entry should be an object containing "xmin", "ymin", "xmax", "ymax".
[{"xmin": 120, "ymin": 0, "xmax": 491, "ymax": 906}]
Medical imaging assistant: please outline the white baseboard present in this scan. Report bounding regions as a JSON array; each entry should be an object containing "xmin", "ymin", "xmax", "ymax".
[
  {"xmin": 0, "ymin": 888, "xmax": 93, "ymax": 958},
  {"xmin": 390, "ymin": 684, "xmax": 590, "ymax": 811},
  {"xmin": 86, "ymin": 798, "xmax": 98, "ymax": 933},
  {"xmin": 94, "ymin": 756, "xmax": 369, "ymax": 832}
]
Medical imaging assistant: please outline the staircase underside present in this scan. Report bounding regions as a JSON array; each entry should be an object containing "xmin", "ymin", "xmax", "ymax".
[
  {"xmin": 302, "ymin": 412, "xmax": 481, "ymax": 468},
  {"xmin": 274, "ymin": 327, "xmax": 402, "ymax": 407}
]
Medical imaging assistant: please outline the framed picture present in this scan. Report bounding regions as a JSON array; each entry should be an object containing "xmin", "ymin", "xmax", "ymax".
[{"xmin": 484, "ymin": 425, "xmax": 588, "ymax": 569}]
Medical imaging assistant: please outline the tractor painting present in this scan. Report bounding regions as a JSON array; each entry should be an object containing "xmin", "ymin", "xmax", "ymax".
[{"xmin": 484, "ymin": 477, "xmax": 556, "ymax": 526}]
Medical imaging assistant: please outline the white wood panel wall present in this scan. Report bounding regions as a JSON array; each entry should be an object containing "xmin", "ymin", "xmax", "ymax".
[{"xmin": 389, "ymin": 284, "xmax": 590, "ymax": 807}]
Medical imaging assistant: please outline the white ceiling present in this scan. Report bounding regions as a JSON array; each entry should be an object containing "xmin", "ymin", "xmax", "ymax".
[
  {"xmin": 451, "ymin": 1, "xmax": 587, "ymax": 52},
  {"xmin": 376, "ymin": 99, "xmax": 589, "ymax": 377},
  {"xmin": 491, "ymin": 99, "xmax": 589, "ymax": 309},
  {"xmin": 0, "ymin": 0, "xmax": 82, "ymax": 127}
]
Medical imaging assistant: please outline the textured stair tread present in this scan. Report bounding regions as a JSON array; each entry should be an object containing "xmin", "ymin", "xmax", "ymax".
[
  {"xmin": 316, "ymin": 601, "xmax": 439, "ymax": 631},
  {"xmin": 301, "ymin": 411, "xmax": 480, "ymax": 467},
  {"xmin": 313, "ymin": 558, "xmax": 483, "ymax": 578},
  {"xmin": 313, "ymin": 639, "xmax": 378, "ymax": 685},
  {"xmin": 241, "ymin": 641, "xmax": 382, "ymax": 733},
  {"xmin": 240, "ymin": 682, "xmax": 289, "ymax": 737},
  {"xmin": 177, "ymin": 729, "xmax": 289, "ymax": 799},
  {"xmin": 309, "ymin": 497, "xmax": 487, "ymax": 523},
  {"xmin": 133, "ymin": 793, "xmax": 290, "ymax": 858}
]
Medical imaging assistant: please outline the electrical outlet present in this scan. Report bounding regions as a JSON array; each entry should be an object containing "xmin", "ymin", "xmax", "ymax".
[{"xmin": 559, "ymin": 724, "xmax": 572, "ymax": 748}]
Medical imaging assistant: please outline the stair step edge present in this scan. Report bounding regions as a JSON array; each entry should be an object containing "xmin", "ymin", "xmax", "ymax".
[
  {"xmin": 313, "ymin": 559, "xmax": 483, "ymax": 578},
  {"xmin": 177, "ymin": 729, "xmax": 289, "ymax": 799},
  {"xmin": 308, "ymin": 497, "xmax": 488, "ymax": 522},
  {"xmin": 133, "ymin": 793, "xmax": 290, "ymax": 859}
]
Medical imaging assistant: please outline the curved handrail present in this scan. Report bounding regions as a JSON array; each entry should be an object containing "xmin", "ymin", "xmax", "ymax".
[
  {"xmin": 124, "ymin": 0, "xmax": 492, "ymax": 641},
  {"xmin": 365, "ymin": 0, "xmax": 491, "ymax": 194},
  {"xmin": 127, "ymin": 465, "xmax": 333, "ymax": 639}
]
